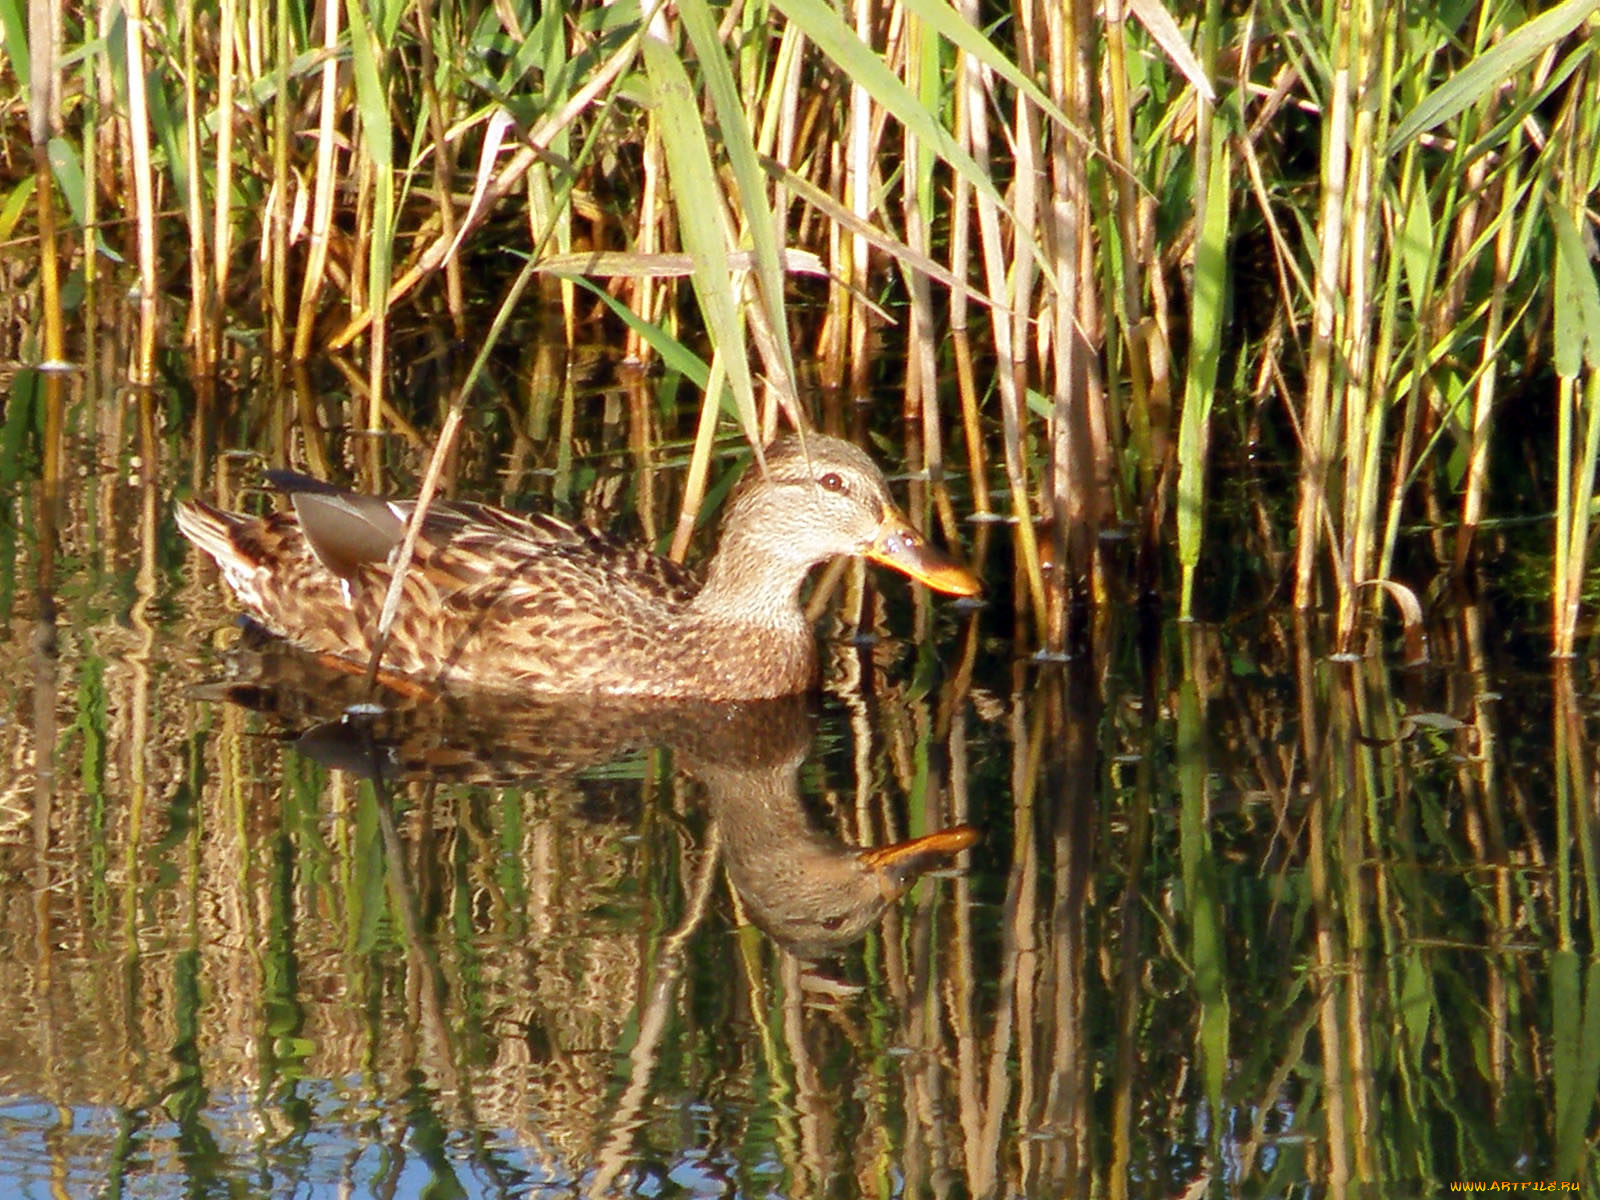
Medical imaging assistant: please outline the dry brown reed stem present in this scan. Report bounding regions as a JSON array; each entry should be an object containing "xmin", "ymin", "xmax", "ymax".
[
  {"xmin": 943, "ymin": 54, "xmax": 990, "ymax": 517},
  {"xmin": 122, "ymin": 0, "xmax": 156, "ymax": 349},
  {"xmin": 181, "ymin": 0, "xmax": 210, "ymax": 366},
  {"xmin": 30, "ymin": 156, "xmax": 63, "ymax": 374},
  {"xmin": 899, "ymin": 39, "xmax": 928, "ymax": 379},
  {"xmin": 1045, "ymin": 0, "xmax": 1101, "ymax": 614},
  {"xmin": 293, "ymin": 0, "xmax": 343, "ymax": 362},
  {"xmin": 26, "ymin": 0, "xmax": 62, "ymax": 377},
  {"xmin": 628, "ymin": 127, "xmax": 665, "ymax": 364},
  {"xmin": 626, "ymin": 384, "xmax": 657, "ymax": 542},
  {"xmin": 1293, "ymin": 13, "xmax": 1353, "ymax": 611},
  {"xmin": 268, "ymin": 0, "xmax": 291, "ymax": 369},
  {"xmin": 1363, "ymin": 98, "xmax": 1404, "ymax": 591},
  {"xmin": 952, "ymin": 334, "xmax": 991, "ymax": 515},
  {"xmin": 844, "ymin": 0, "xmax": 872, "ymax": 400},
  {"xmin": 211, "ymin": 0, "xmax": 237, "ymax": 318},
  {"xmin": 1336, "ymin": 2, "xmax": 1381, "ymax": 645},
  {"xmin": 413, "ymin": 3, "xmax": 465, "ymax": 338},
  {"xmin": 669, "ymin": 357, "xmax": 727, "ymax": 564},
  {"xmin": 1005, "ymin": 72, "xmax": 1052, "ymax": 623},
  {"xmin": 958, "ymin": 23, "xmax": 1048, "ymax": 642},
  {"xmin": 1008, "ymin": 82, "xmax": 1041, "ymax": 418},
  {"xmin": 1454, "ymin": 166, "xmax": 1516, "ymax": 574},
  {"xmin": 817, "ymin": 146, "xmax": 845, "ymax": 391},
  {"xmin": 899, "ymin": 18, "xmax": 951, "ymax": 540}
]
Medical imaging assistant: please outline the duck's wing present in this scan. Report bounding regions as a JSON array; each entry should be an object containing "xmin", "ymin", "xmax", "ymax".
[
  {"xmin": 431, "ymin": 520, "xmax": 704, "ymax": 611},
  {"xmin": 269, "ymin": 474, "xmax": 702, "ymax": 604}
]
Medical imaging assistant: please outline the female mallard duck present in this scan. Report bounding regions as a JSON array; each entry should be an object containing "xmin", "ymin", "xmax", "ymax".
[{"xmin": 175, "ymin": 434, "xmax": 980, "ymax": 700}]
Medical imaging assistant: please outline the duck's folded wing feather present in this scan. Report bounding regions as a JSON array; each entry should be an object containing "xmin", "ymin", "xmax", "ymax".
[{"xmin": 268, "ymin": 473, "xmax": 704, "ymax": 606}]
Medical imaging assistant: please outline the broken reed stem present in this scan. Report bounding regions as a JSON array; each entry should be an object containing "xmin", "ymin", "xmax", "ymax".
[
  {"xmin": 363, "ymin": 402, "xmax": 462, "ymax": 692},
  {"xmin": 364, "ymin": 230, "xmax": 558, "ymax": 684}
]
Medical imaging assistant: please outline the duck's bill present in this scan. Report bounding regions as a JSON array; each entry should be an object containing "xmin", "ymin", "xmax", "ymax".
[
  {"xmin": 860, "ymin": 825, "xmax": 981, "ymax": 896},
  {"xmin": 865, "ymin": 512, "xmax": 982, "ymax": 595}
]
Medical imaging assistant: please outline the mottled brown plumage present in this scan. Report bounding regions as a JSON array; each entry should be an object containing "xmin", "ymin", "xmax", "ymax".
[{"xmin": 175, "ymin": 435, "xmax": 980, "ymax": 700}]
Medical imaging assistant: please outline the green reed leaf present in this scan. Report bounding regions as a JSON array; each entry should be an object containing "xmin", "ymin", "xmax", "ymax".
[
  {"xmin": 675, "ymin": 0, "xmax": 797, "ymax": 403},
  {"xmin": 559, "ymin": 276, "xmax": 714, "ymax": 394},
  {"xmin": 1177, "ymin": 123, "xmax": 1230, "ymax": 618},
  {"xmin": 1399, "ymin": 946, "xmax": 1433, "ymax": 1072},
  {"xmin": 1551, "ymin": 198, "xmax": 1600, "ymax": 377},
  {"xmin": 1552, "ymin": 952, "xmax": 1600, "ymax": 1178},
  {"xmin": 641, "ymin": 32, "xmax": 760, "ymax": 446},
  {"xmin": 1388, "ymin": 0, "xmax": 1600, "ymax": 155},
  {"xmin": 346, "ymin": 0, "xmax": 392, "ymax": 170},
  {"xmin": 45, "ymin": 136, "xmax": 88, "ymax": 230},
  {"xmin": 144, "ymin": 66, "xmax": 189, "ymax": 220},
  {"xmin": 897, "ymin": 0, "xmax": 1080, "ymax": 127},
  {"xmin": 0, "ymin": 173, "xmax": 36, "ymax": 243},
  {"xmin": 772, "ymin": 0, "xmax": 1006, "ymax": 212},
  {"xmin": 0, "ymin": 0, "xmax": 27, "ymax": 95},
  {"xmin": 1398, "ymin": 176, "xmax": 1435, "ymax": 316},
  {"xmin": 1, "ymin": 368, "xmax": 40, "ymax": 486}
]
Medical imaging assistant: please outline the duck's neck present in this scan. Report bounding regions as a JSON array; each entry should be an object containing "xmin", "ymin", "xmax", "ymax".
[{"xmin": 690, "ymin": 525, "xmax": 817, "ymax": 629}]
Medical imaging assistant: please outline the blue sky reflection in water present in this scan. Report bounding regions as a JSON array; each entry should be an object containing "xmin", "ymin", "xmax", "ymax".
[{"xmin": 0, "ymin": 399, "xmax": 1594, "ymax": 1198}]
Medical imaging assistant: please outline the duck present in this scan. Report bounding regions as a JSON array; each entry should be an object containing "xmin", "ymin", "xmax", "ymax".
[{"xmin": 174, "ymin": 434, "xmax": 981, "ymax": 700}]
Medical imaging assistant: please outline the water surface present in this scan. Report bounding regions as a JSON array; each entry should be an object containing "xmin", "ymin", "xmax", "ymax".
[{"xmin": 0, "ymin": 364, "xmax": 1594, "ymax": 1198}]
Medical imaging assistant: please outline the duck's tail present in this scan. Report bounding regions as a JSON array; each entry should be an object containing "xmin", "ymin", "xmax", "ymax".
[
  {"xmin": 175, "ymin": 498, "xmax": 251, "ymax": 567},
  {"xmin": 175, "ymin": 497, "xmax": 278, "ymax": 614}
]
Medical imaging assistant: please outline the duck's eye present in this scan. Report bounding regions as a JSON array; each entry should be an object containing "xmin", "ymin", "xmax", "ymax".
[{"xmin": 818, "ymin": 472, "xmax": 845, "ymax": 493}]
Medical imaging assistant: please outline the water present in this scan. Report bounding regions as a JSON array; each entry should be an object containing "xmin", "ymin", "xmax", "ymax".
[{"xmin": 0, "ymin": 367, "xmax": 1594, "ymax": 1198}]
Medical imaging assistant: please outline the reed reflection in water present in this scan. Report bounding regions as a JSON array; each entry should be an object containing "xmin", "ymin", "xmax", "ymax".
[{"xmin": 0, "ymin": 396, "xmax": 1594, "ymax": 1197}]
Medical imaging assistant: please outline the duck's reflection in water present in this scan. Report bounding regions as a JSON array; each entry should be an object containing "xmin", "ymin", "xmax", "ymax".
[{"xmin": 199, "ymin": 635, "xmax": 977, "ymax": 957}]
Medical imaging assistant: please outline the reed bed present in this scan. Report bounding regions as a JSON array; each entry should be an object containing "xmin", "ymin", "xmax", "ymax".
[{"xmin": 2, "ymin": 0, "xmax": 1598, "ymax": 649}]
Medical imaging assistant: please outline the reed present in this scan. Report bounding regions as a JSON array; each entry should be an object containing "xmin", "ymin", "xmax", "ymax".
[{"xmin": 1, "ymin": 0, "xmax": 1597, "ymax": 652}]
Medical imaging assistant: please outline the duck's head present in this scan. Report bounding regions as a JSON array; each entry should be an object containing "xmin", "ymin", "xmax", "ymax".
[{"xmin": 713, "ymin": 434, "xmax": 981, "ymax": 597}]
